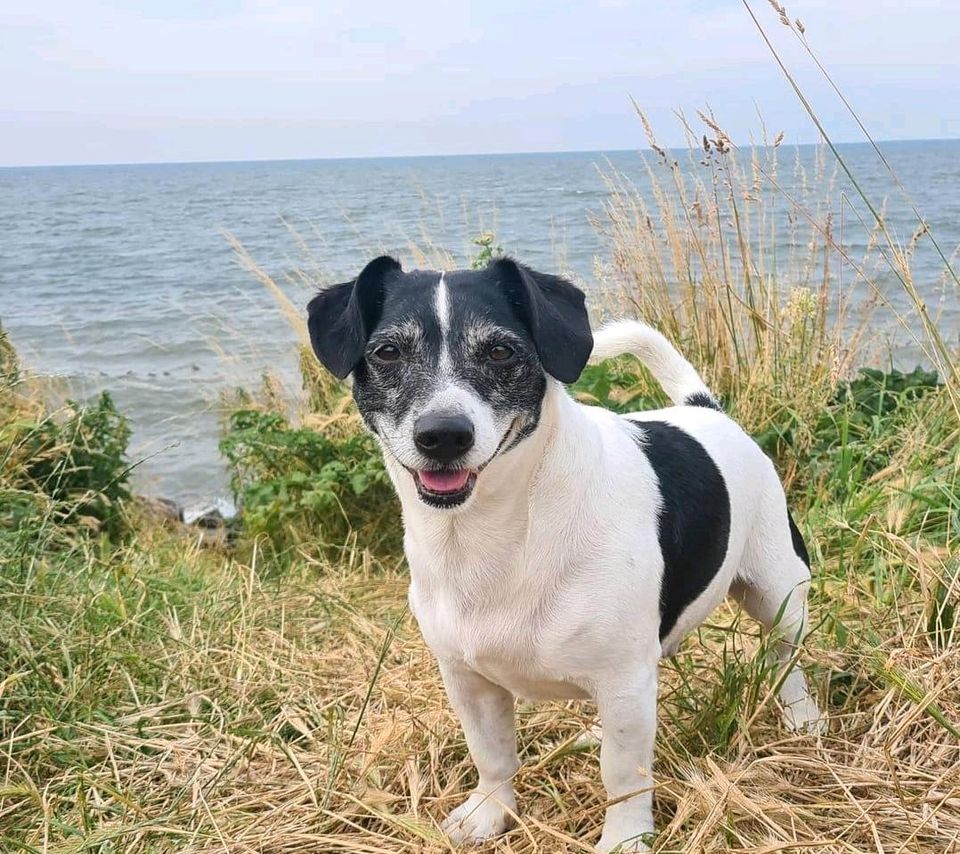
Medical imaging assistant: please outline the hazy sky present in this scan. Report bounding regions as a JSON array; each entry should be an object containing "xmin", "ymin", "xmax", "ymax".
[{"xmin": 2, "ymin": 0, "xmax": 958, "ymax": 166}]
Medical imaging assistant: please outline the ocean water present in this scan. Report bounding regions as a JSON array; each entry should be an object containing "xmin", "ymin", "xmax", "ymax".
[{"xmin": 2, "ymin": 142, "xmax": 958, "ymax": 503}]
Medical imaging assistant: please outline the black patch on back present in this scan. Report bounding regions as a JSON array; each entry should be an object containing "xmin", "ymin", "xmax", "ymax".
[
  {"xmin": 787, "ymin": 511, "xmax": 810, "ymax": 566},
  {"xmin": 684, "ymin": 391, "xmax": 722, "ymax": 411},
  {"xmin": 627, "ymin": 420, "xmax": 731, "ymax": 642}
]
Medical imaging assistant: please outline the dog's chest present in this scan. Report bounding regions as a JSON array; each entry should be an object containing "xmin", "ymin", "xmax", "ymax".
[
  {"xmin": 410, "ymin": 580, "xmax": 592, "ymax": 700},
  {"xmin": 402, "ymin": 459, "xmax": 660, "ymax": 699},
  {"xmin": 406, "ymin": 521, "xmax": 599, "ymax": 700}
]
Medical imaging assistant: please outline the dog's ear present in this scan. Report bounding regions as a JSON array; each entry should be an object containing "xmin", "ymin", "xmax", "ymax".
[
  {"xmin": 306, "ymin": 255, "xmax": 401, "ymax": 379},
  {"xmin": 491, "ymin": 257, "xmax": 593, "ymax": 383}
]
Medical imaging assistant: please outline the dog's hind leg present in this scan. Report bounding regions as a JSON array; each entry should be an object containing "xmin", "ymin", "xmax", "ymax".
[
  {"xmin": 733, "ymin": 504, "xmax": 822, "ymax": 732},
  {"xmin": 593, "ymin": 664, "xmax": 658, "ymax": 853}
]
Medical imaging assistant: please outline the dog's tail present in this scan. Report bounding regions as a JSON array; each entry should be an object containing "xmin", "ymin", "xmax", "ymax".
[{"xmin": 589, "ymin": 320, "xmax": 721, "ymax": 410}]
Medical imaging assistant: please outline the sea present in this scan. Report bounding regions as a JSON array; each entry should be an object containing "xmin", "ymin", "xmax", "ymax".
[{"xmin": 2, "ymin": 141, "xmax": 958, "ymax": 505}]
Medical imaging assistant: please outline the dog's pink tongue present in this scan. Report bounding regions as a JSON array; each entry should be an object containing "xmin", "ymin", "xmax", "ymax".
[{"xmin": 419, "ymin": 469, "xmax": 471, "ymax": 493}]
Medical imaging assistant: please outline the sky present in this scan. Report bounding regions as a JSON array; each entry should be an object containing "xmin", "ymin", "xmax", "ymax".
[{"xmin": 2, "ymin": 0, "xmax": 959, "ymax": 167}]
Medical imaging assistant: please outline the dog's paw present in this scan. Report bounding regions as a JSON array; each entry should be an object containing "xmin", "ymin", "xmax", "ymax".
[
  {"xmin": 783, "ymin": 696, "xmax": 825, "ymax": 734},
  {"xmin": 442, "ymin": 790, "xmax": 516, "ymax": 845},
  {"xmin": 595, "ymin": 817, "xmax": 654, "ymax": 853},
  {"xmin": 594, "ymin": 830, "xmax": 652, "ymax": 853}
]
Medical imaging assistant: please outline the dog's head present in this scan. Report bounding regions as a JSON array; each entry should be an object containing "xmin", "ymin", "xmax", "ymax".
[{"xmin": 307, "ymin": 256, "xmax": 592, "ymax": 508}]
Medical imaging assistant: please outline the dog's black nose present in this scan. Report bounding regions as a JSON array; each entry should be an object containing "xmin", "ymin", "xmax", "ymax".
[{"xmin": 414, "ymin": 413, "xmax": 475, "ymax": 462}]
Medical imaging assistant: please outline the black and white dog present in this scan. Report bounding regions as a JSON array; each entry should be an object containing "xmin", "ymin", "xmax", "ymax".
[{"xmin": 307, "ymin": 257, "xmax": 820, "ymax": 852}]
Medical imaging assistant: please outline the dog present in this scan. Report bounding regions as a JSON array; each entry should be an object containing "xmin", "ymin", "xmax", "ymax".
[{"xmin": 307, "ymin": 256, "xmax": 820, "ymax": 852}]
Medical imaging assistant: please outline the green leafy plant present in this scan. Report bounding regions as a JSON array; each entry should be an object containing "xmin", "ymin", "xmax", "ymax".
[
  {"xmin": 573, "ymin": 359, "xmax": 668, "ymax": 414},
  {"xmin": 834, "ymin": 366, "xmax": 940, "ymax": 419},
  {"xmin": 470, "ymin": 232, "xmax": 504, "ymax": 269},
  {"xmin": 3, "ymin": 392, "xmax": 132, "ymax": 539},
  {"xmin": 0, "ymin": 323, "xmax": 18, "ymax": 385},
  {"xmin": 803, "ymin": 367, "xmax": 942, "ymax": 499},
  {"xmin": 220, "ymin": 408, "xmax": 400, "ymax": 560}
]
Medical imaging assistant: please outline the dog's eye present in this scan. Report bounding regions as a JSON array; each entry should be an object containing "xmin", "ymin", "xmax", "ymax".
[
  {"xmin": 488, "ymin": 344, "xmax": 515, "ymax": 363},
  {"xmin": 372, "ymin": 344, "xmax": 401, "ymax": 363}
]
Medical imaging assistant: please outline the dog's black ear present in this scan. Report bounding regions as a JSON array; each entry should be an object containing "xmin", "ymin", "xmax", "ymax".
[
  {"xmin": 491, "ymin": 257, "xmax": 593, "ymax": 383},
  {"xmin": 306, "ymin": 255, "xmax": 401, "ymax": 379}
]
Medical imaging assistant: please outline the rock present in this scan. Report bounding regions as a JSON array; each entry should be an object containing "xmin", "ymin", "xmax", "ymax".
[
  {"xmin": 138, "ymin": 496, "xmax": 184, "ymax": 523},
  {"xmin": 135, "ymin": 496, "xmax": 237, "ymax": 549},
  {"xmin": 181, "ymin": 497, "xmax": 236, "ymax": 526},
  {"xmin": 181, "ymin": 498, "xmax": 238, "ymax": 548}
]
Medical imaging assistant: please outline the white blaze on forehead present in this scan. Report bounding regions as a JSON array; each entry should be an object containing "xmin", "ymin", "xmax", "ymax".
[
  {"xmin": 369, "ymin": 273, "xmax": 512, "ymax": 473},
  {"xmin": 434, "ymin": 272, "xmax": 450, "ymax": 334},
  {"xmin": 435, "ymin": 272, "xmax": 452, "ymax": 374}
]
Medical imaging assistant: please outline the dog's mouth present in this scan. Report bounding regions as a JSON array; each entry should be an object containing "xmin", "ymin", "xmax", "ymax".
[{"xmin": 414, "ymin": 468, "xmax": 477, "ymax": 507}]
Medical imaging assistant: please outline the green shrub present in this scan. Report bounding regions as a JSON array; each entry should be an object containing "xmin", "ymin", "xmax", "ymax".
[
  {"xmin": 220, "ymin": 408, "xmax": 400, "ymax": 560},
  {"xmin": 0, "ymin": 323, "xmax": 18, "ymax": 385},
  {"xmin": 833, "ymin": 366, "xmax": 940, "ymax": 420},
  {"xmin": 3, "ymin": 392, "xmax": 133, "ymax": 539},
  {"xmin": 469, "ymin": 232, "xmax": 504, "ymax": 269},
  {"xmin": 801, "ymin": 367, "xmax": 942, "ymax": 501},
  {"xmin": 572, "ymin": 359, "xmax": 667, "ymax": 413}
]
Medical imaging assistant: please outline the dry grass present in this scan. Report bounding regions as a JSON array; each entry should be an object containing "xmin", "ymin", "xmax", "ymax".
[
  {"xmin": 593, "ymin": 120, "xmax": 859, "ymax": 438},
  {"xmin": 3, "ymin": 504, "xmax": 958, "ymax": 852}
]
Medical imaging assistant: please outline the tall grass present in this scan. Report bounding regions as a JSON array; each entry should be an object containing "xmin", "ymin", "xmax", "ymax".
[
  {"xmin": 592, "ymin": 126, "xmax": 861, "ymax": 475},
  {"xmin": 749, "ymin": 0, "xmax": 959, "ymax": 395}
]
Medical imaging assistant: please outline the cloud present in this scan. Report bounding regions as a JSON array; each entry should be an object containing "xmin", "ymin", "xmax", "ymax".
[{"xmin": 1, "ymin": 0, "xmax": 957, "ymax": 165}]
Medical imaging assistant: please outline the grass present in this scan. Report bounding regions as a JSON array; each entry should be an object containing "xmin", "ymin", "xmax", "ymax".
[{"xmin": 3, "ymin": 10, "xmax": 960, "ymax": 849}]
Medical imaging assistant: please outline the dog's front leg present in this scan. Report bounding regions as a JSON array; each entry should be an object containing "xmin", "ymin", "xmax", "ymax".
[
  {"xmin": 438, "ymin": 660, "xmax": 519, "ymax": 845},
  {"xmin": 594, "ymin": 666, "xmax": 658, "ymax": 853}
]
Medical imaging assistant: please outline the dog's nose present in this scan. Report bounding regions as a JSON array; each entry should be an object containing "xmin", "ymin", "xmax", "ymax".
[{"xmin": 414, "ymin": 413, "xmax": 475, "ymax": 462}]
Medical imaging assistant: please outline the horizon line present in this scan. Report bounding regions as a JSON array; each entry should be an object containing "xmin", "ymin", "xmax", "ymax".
[{"xmin": 2, "ymin": 135, "xmax": 958, "ymax": 171}]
